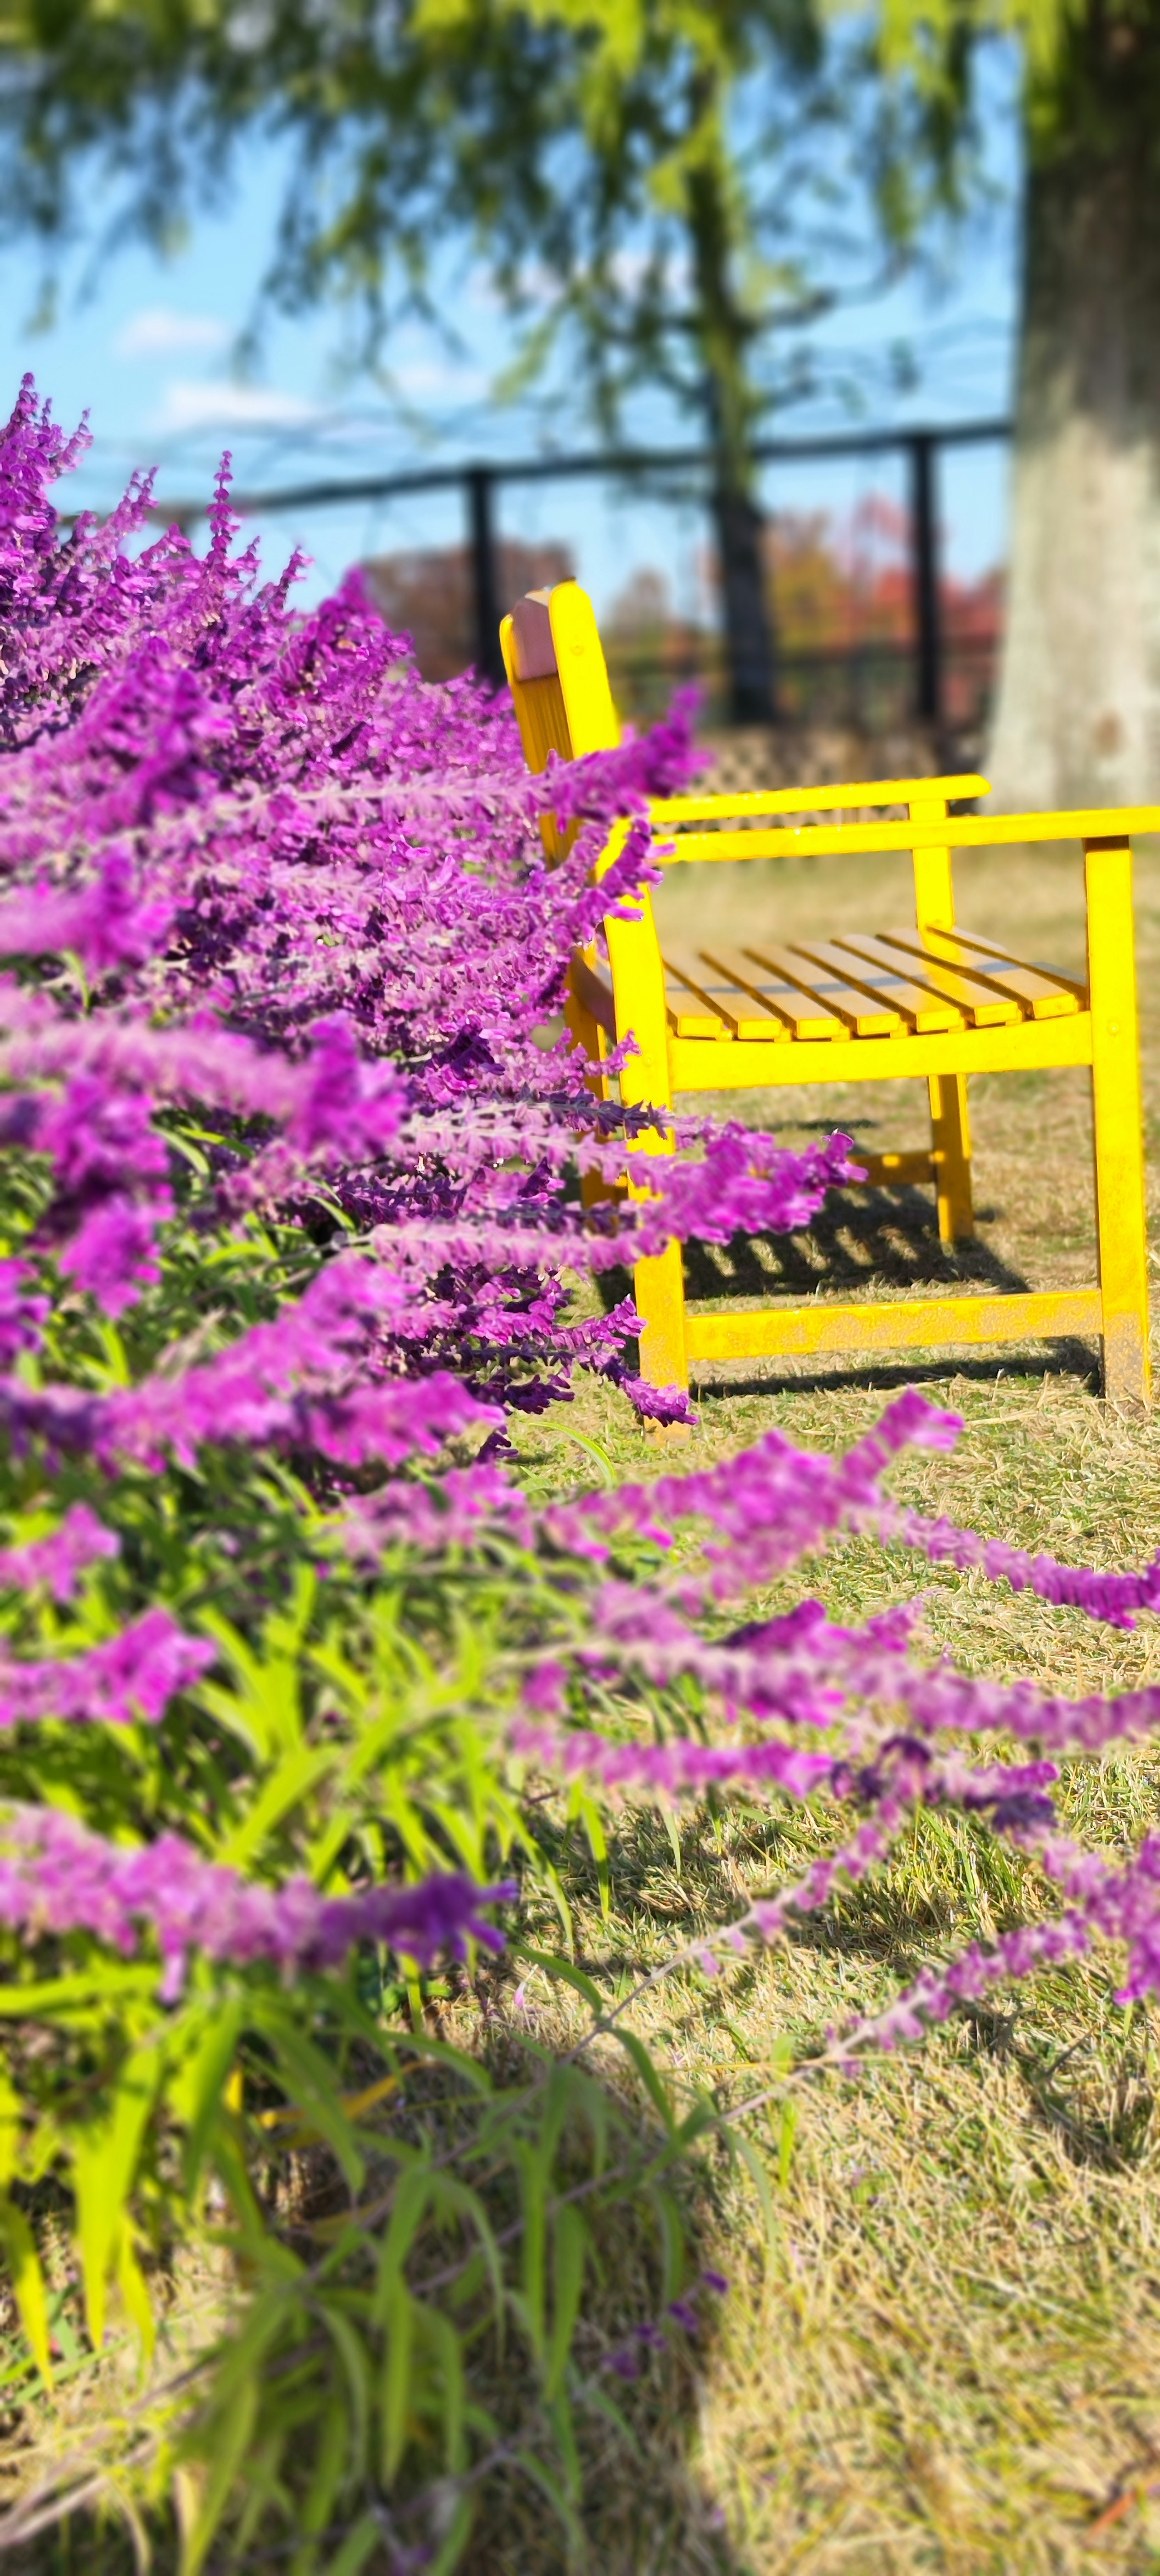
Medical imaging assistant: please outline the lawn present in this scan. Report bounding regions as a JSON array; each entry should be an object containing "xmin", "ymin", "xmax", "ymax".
[{"xmin": 493, "ymin": 829, "xmax": 1160, "ymax": 2571}]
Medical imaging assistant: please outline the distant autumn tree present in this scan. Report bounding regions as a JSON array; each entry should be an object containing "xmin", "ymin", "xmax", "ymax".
[{"xmin": 0, "ymin": 0, "xmax": 899, "ymax": 723}]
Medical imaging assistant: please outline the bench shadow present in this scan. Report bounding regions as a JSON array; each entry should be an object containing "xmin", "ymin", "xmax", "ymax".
[
  {"xmin": 694, "ymin": 1345, "xmax": 1101, "ymax": 1402},
  {"xmin": 589, "ymin": 1168, "xmax": 1101, "ymax": 1401},
  {"xmin": 681, "ymin": 1178, "xmax": 1023, "ymax": 1305}
]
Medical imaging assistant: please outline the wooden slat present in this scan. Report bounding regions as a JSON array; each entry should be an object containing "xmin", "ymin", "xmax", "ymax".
[
  {"xmin": 685, "ymin": 1286, "xmax": 1104, "ymax": 1365},
  {"xmin": 833, "ymin": 931, "xmax": 1021, "ymax": 1028},
  {"xmin": 688, "ymin": 941, "xmax": 833, "ymax": 1039},
  {"xmin": 661, "ymin": 953, "xmax": 732, "ymax": 1040},
  {"xmin": 658, "ymin": 804, "xmax": 1160, "ymax": 867},
  {"xmin": 660, "ymin": 947, "xmax": 791, "ymax": 1041},
  {"xmin": 690, "ymin": 943, "xmax": 842, "ymax": 1041},
  {"xmin": 744, "ymin": 940, "xmax": 901, "ymax": 1037},
  {"xmin": 860, "ymin": 1149, "xmax": 936, "ymax": 1186},
  {"xmin": 881, "ymin": 926, "xmax": 1081, "ymax": 1019},
  {"xmin": 922, "ymin": 922, "xmax": 1088, "ymax": 1001},
  {"xmin": 786, "ymin": 935, "xmax": 964, "ymax": 1033}
]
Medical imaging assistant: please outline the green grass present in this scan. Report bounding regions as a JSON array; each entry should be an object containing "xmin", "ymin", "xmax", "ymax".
[
  {"xmin": 507, "ymin": 1360, "xmax": 1160, "ymax": 2572},
  {"xmin": 459, "ymin": 831, "xmax": 1160, "ymax": 2569}
]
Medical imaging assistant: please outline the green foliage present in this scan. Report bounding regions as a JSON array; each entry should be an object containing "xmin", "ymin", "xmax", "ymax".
[
  {"xmin": 0, "ymin": 1155, "xmax": 730, "ymax": 2568},
  {"xmin": 0, "ymin": 0, "xmax": 890, "ymax": 472}
]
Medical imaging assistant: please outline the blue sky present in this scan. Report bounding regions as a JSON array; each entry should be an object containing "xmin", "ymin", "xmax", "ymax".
[{"xmin": 0, "ymin": 81, "xmax": 1022, "ymax": 625}]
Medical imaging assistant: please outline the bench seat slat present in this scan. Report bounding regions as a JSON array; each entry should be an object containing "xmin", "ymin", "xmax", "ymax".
[
  {"xmin": 743, "ymin": 940, "xmax": 902, "ymax": 1037},
  {"xmin": 661, "ymin": 953, "xmax": 733, "ymax": 1039},
  {"xmin": 715, "ymin": 944, "xmax": 847, "ymax": 1040},
  {"xmin": 916, "ymin": 922, "xmax": 1088, "ymax": 1002},
  {"xmin": 832, "ymin": 932, "xmax": 1022, "ymax": 1028},
  {"xmin": 659, "ymin": 949, "xmax": 792, "ymax": 1041},
  {"xmin": 670, "ymin": 945, "xmax": 799, "ymax": 1040},
  {"xmin": 881, "ymin": 927, "xmax": 1082, "ymax": 1018},
  {"xmin": 786, "ymin": 935, "xmax": 964, "ymax": 1033}
]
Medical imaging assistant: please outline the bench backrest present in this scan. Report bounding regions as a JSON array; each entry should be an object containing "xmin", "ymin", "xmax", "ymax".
[
  {"xmin": 499, "ymin": 580, "xmax": 1160, "ymax": 966},
  {"xmin": 500, "ymin": 580, "xmax": 620, "ymax": 770}
]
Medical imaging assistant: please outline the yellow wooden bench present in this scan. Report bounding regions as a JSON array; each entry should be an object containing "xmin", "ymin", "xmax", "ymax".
[{"xmin": 500, "ymin": 579, "xmax": 1156, "ymax": 1413}]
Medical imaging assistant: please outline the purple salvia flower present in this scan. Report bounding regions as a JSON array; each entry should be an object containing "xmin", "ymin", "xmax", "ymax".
[
  {"xmin": 0, "ymin": 1504, "xmax": 119, "ymax": 1601},
  {"xmin": 0, "ymin": 1804, "xmax": 514, "ymax": 1998},
  {"xmin": 0, "ymin": 1610, "xmax": 214, "ymax": 1728}
]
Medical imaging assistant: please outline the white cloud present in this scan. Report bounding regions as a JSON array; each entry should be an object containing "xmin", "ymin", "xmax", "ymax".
[
  {"xmin": 390, "ymin": 355, "xmax": 486, "ymax": 400},
  {"xmin": 116, "ymin": 307, "xmax": 231, "ymax": 358},
  {"xmin": 151, "ymin": 378, "xmax": 322, "ymax": 432}
]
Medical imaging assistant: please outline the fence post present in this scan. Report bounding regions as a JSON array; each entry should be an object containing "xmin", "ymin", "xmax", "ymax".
[
  {"xmin": 466, "ymin": 466, "xmax": 505, "ymax": 688},
  {"xmin": 908, "ymin": 431, "xmax": 943, "ymax": 730}
]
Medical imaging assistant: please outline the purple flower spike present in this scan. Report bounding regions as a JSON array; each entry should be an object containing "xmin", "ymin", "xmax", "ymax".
[{"xmin": 0, "ymin": 1806, "xmax": 515, "ymax": 1992}]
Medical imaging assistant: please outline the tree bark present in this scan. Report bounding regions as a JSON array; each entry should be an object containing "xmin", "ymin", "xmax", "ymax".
[
  {"xmin": 710, "ymin": 475, "xmax": 778, "ymax": 725},
  {"xmin": 685, "ymin": 121, "xmax": 778, "ymax": 725},
  {"xmin": 988, "ymin": 4, "xmax": 1160, "ymax": 809}
]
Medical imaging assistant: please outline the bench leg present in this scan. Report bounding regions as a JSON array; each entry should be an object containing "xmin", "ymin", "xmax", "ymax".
[
  {"xmin": 630, "ymin": 1240, "xmax": 688, "ymax": 1392},
  {"xmin": 618, "ymin": 1066, "xmax": 689, "ymax": 1398},
  {"xmin": 564, "ymin": 958, "xmax": 617, "ymax": 1210},
  {"xmin": 604, "ymin": 902, "xmax": 690, "ymax": 1398},
  {"xmin": 1086, "ymin": 835, "xmax": 1151, "ymax": 1412},
  {"xmin": 928, "ymin": 1073, "xmax": 973, "ymax": 1247}
]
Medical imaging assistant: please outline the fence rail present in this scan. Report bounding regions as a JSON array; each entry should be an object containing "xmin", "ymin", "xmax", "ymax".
[{"xmin": 156, "ymin": 416, "xmax": 1012, "ymax": 728}]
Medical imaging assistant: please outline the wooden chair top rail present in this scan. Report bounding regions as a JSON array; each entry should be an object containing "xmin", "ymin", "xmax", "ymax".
[
  {"xmin": 646, "ymin": 805, "xmax": 1160, "ymax": 866},
  {"xmin": 650, "ymin": 775, "xmax": 989, "ymax": 823}
]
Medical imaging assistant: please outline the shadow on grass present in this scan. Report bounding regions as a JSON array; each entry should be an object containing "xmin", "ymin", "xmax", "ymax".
[
  {"xmin": 562, "ymin": 1803, "xmax": 1156, "ymax": 2195},
  {"xmin": 693, "ymin": 1344, "xmax": 1102, "ymax": 1405},
  {"xmin": 682, "ymin": 1179, "xmax": 1025, "ymax": 1307},
  {"xmin": 591, "ymin": 1181, "xmax": 1101, "ymax": 1402},
  {"xmin": 2, "ymin": 2030, "xmax": 746, "ymax": 2576}
]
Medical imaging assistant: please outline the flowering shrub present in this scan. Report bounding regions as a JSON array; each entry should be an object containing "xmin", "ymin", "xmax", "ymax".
[{"xmin": 0, "ymin": 376, "xmax": 1159, "ymax": 2568}]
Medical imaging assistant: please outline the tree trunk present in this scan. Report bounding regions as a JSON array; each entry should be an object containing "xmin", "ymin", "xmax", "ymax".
[
  {"xmin": 685, "ymin": 117, "xmax": 778, "ymax": 725},
  {"xmin": 988, "ymin": 5, "xmax": 1160, "ymax": 809},
  {"xmin": 710, "ymin": 475, "xmax": 778, "ymax": 724}
]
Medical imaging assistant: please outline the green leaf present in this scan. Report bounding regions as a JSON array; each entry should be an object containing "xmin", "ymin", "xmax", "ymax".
[
  {"xmin": 732, "ymin": 2128, "xmax": 781, "ymax": 2268},
  {"xmin": 179, "ymin": 2370, "xmax": 258, "ymax": 2576},
  {"xmin": 512, "ymin": 2446, "xmax": 586, "ymax": 2557},
  {"xmin": 611, "ymin": 2028, "xmax": 676, "ymax": 2135},
  {"xmin": 380, "ymin": 2282, "xmax": 415, "ymax": 2484},
  {"xmin": 320, "ymin": 2302, "xmax": 371, "ymax": 2487},
  {"xmin": 516, "ymin": 2139, "xmax": 548, "ymax": 2361},
  {"xmin": 513, "ymin": 1944, "xmax": 604, "ymax": 2014},
  {"xmin": 0, "ymin": 2064, "xmax": 22, "ymax": 2189},
  {"xmin": 72, "ymin": 2042, "xmax": 163, "ymax": 2351},
  {"xmin": 174, "ymin": 1996, "xmax": 247, "ymax": 2196},
  {"xmin": 372, "ymin": 2164, "xmax": 431, "ymax": 2329},
  {"xmin": 0, "ymin": 2196, "xmax": 52, "ymax": 2386},
  {"xmin": 298, "ymin": 2394, "xmax": 350, "ymax": 2547},
  {"xmin": 251, "ymin": 2003, "xmax": 366, "ymax": 2195},
  {"xmin": 778, "ymin": 2096, "xmax": 799, "ymax": 2190},
  {"xmin": 213, "ymin": 1742, "xmax": 337, "ymax": 1868},
  {"xmin": 424, "ymin": 2494, "xmax": 476, "ymax": 2576},
  {"xmin": 325, "ymin": 2514, "xmax": 382, "ymax": 2576},
  {"xmin": 417, "ymin": 2302, "xmax": 466, "ymax": 2474},
  {"xmin": 547, "ymin": 2203, "xmax": 587, "ymax": 2399},
  {"xmin": 117, "ymin": 2225, "xmax": 156, "ymax": 2360},
  {"xmin": 578, "ymin": 1794, "xmax": 611, "ymax": 1923}
]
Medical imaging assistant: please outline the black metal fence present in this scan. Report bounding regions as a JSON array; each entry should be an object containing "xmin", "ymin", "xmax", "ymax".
[{"xmin": 162, "ymin": 415, "xmax": 1010, "ymax": 731}]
